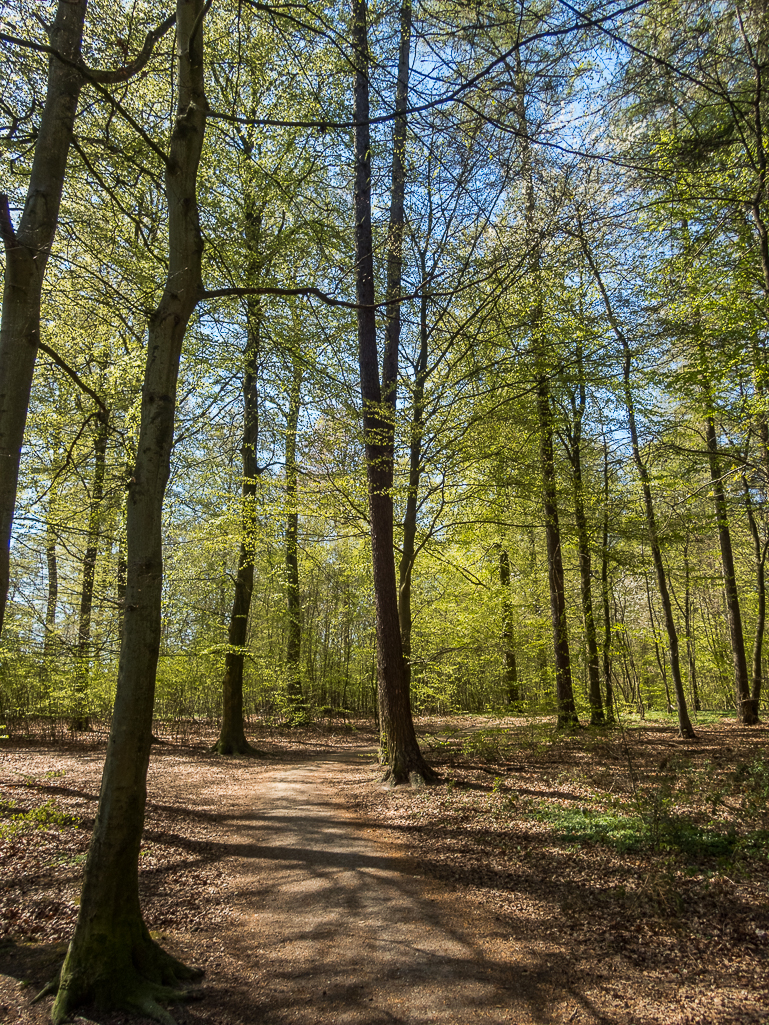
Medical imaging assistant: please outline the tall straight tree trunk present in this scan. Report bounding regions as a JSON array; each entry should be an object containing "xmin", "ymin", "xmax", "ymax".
[
  {"xmin": 352, "ymin": 0, "xmax": 433, "ymax": 784},
  {"xmin": 285, "ymin": 357, "xmax": 303, "ymax": 715},
  {"xmin": 71, "ymin": 411, "xmax": 109, "ymax": 729},
  {"xmin": 0, "ymin": 0, "xmax": 88, "ymax": 637},
  {"xmin": 53, "ymin": 3, "xmax": 206, "ymax": 1017},
  {"xmin": 704, "ymin": 413, "xmax": 756, "ymax": 723},
  {"xmin": 743, "ymin": 479, "xmax": 766, "ymax": 714},
  {"xmin": 515, "ymin": 62, "xmax": 578, "ymax": 728},
  {"xmin": 398, "ymin": 275, "xmax": 428, "ymax": 692},
  {"xmin": 498, "ymin": 546, "xmax": 519, "ymax": 705},
  {"xmin": 600, "ymin": 439, "xmax": 614, "ymax": 722},
  {"xmin": 538, "ymin": 382, "xmax": 578, "ymax": 726},
  {"xmin": 44, "ymin": 521, "xmax": 59, "ymax": 658},
  {"xmin": 580, "ymin": 233, "xmax": 695, "ymax": 738},
  {"xmin": 212, "ymin": 202, "xmax": 264, "ymax": 756},
  {"xmin": 565, "ymin": 346, "xmax": 604, "ymax": 724}
]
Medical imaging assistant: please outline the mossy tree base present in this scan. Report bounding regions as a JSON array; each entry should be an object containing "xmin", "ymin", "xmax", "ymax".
[
  {"xmin": 48, "ymin": 921, "xmax": 202, "ymax": 1025},
  {"xmin": 210, "ymin": 735, "xmax": 259, "ymax": 756},
  {"xmin": 380, "ymin": 750, "xmax": 440, "ymax": 787}
]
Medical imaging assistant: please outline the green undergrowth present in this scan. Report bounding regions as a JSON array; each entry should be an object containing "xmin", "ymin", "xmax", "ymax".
[
  {"xmin": 0, "ymin": 798, "xmax": 80, "ymax": 840},
  {"xmin": 534, "ymin": 752, "xmax": 769, "ymax": 862},
  {"xmin": 535, "ymin": 802, "xmax": 769, "ymax": 860}
]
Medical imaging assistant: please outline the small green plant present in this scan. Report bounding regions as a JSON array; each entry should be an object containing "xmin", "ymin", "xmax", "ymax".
[
  {"xmin": 0, "ymin": 799, "xmax": 79, "ymax": 840},
  {"xmin": 461, "ymin": 729, "xmax": 507, "ymax": 762}
]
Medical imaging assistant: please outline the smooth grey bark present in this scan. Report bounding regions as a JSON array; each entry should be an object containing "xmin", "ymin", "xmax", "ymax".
[
  {"xmin": 352, "ymin": 0, "xmax": 433, "ymax": 784},
  {"xmin": 579, "ymin": 231, "xmax": 695, "ymax": 738},
  {"xmin": 285, "ymin": 357, "xmax": 303, "ymax": 713},
  {"xmin": 213, "ymin": 201, "xmax": 264, "ymax": 756},
  {"xmin": 52, "ymin": 3, "xmax": 207, "ymax": 1019}
]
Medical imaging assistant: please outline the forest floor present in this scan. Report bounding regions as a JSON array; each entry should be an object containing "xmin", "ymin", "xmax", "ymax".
[{"xmin": 1, "ymin": 713, "xmax": 768, "ymax": 1024}]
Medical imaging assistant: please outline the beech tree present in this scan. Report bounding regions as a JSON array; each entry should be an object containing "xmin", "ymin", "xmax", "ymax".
[{"xmin": 51, "ymin": 1, "xmax": 208, "ymax": 1016}]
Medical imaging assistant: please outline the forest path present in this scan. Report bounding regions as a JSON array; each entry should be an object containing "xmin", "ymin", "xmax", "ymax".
[{"xmin": 186, "ymin": 749, "xmax": 557, "ymax": 1025}]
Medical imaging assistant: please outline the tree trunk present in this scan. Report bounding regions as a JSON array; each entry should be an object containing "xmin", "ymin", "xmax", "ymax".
[
  {"xmin": 498, "ymin": 547, "xmax": 519, "ymax": 706},
  {"xmin": 600, "ymin": 440, "xmax": 615, "ymax": 722},
  {"xmin": 0, "ymin": 0, "xmax": 88, "ymax": 637},
  {"xmin": 566, "ymin": 347, "xmax": 604, "ymax": 724},
  {"xmin": 44, "ymin": 526, "xmax": 59, "ymax": 659},
  {"xmin": 212, "ymin": 203, "xmax": 264, "ymax": 756},
  {"xmin": 704, "ymin": 415, "xmax": 756, "ymax": 723},
  {"xmin": 285, "ymin": 358, "xmax": 303, "ymax": 716},
  {"xmin": 352, "ymin": 0, "xmax": 433, "ymax": 784},
  {"xmin": 52, "ymin": 4, "xmax": 207, "ymax": 1019},
  {"xmin": 514, "ymin": 62, "xmax": 578, "ymax": 729},
  {"xmin": 743, "ymin": 479, "xmax": 766, "ymax": 715},
  {"xmin": 580, "ymin": 231, "xmax": 695, "ymax": 738},
  {"xmin": 538, "ymin": 379, "xmax": 578, "ymax": 727},
  {"xmin": 398, "ymin": 278, "xmax": 428, "ymax": 692},
  {"xmin": 71, "ymin": 411, "xmax": 109, "ymax": 730}
]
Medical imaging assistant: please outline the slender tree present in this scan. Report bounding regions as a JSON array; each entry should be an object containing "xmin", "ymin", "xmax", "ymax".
[
  {"xmin": 51, "ymin": 2, "xmax": 207, "ymax": 1016},
  {"xmin": 352, "ymin": 0, "xmax": 434, "ymax": 783}
]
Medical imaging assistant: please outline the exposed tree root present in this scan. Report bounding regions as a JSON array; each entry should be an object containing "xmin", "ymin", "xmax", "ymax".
[{"xmin": 47, "ymin": 926, "xmax": 203, "ymax": 1025}]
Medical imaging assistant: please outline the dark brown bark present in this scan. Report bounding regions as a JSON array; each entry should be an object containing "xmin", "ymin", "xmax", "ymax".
[
  {"xmin": 0, "ymin": 1, "xmax": 88, "ymax": 638},
  {"xmin": 580, "ymin": 232, "xmax": 695, "ymax": 738},
  {"xmin": 213, "ymin": 203, "xmax": 264, "ymax": 756},
  {"xmin": 704, "ymin": 415, "xmax": 756, "ymax": 723},
  {"xmin": 52, "ymin": 4, "xmax": 207, "ymax": 1018},
  {"xmin": 285, "ymin": 358, "xmax": 303, "ymax": 713},
  {"xmin": 352, "ymin": 0, "xmax": 433, "ymax": 784},
  {"xmin": 498, "ymin": 547, "xmax": 519, "ymax": 706}
]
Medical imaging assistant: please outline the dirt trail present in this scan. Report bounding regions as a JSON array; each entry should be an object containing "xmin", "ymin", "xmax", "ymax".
[
  {"xmin": 1, "ymin": 740, "xmax": 581, "ymax": 1025},
  {"xmin": 184, "ymin": 751, "xmax": 558, "ymax": 1025}
]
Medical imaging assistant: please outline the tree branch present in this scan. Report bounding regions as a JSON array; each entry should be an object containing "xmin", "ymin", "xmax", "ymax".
[
  {"xmin": 0, "ymin": 193, "xmax": 17, "ymax": 250},
  {"xmin": 36, "ymin": 341, "xmax": 109, "ymax": 417}
]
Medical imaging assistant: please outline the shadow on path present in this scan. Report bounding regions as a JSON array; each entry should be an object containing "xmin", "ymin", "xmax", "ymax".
[{"xmin": 180, "ymin": 757, "xmax": 613, "ymax": 1025}]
